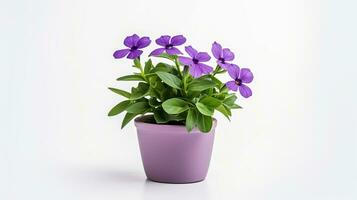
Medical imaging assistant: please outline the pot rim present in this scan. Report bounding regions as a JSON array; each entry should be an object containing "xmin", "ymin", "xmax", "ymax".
[{"xmin": 134, "ymin": 115, "xmax": 217, "ymax": 133}]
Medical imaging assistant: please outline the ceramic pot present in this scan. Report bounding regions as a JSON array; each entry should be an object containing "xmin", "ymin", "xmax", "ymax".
[{"xmin": 134, "ymin": 115, "xmax": 216, "ymax": 184}]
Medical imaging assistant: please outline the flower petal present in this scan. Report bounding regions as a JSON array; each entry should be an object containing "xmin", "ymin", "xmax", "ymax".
[
  {"xmin": 211, "ymin": 42, "xmax": 222, "ymax": 59},
  {"xmin": 166, "ymin": 47, "xmax": 182, "ymax": 55},
  {"xmin": 195, "ymin": 52, "xmax": 211, "ymax": 62},
  {"xmin": 189, "ymin": 64, "xmax": 203, "ymax": 78},
  {"xmin": 239, "ymin": 68, "xmax": 254, "ymax": 83},
  {"xmin": 185, "ymin": 46, "xmax": 198, "ymax": 58},
  {"xmin": 178, "ymin": 56, "xmax": 193, "ymax": 65},
  {"xmin": 113, "ymin": 49, "xmax": 130, "ymax": 59},
  {"xmin": 149, "ymin": 48, "xmax": 165, "ymax": 56},
  {"xmin": 197, "ymin": 63, "xmax": 213, "ymax": 74},
  {"xmin": 137, "ymin": 36, "xmax": 151, "ymax": 48},
  {"xmin": 239, "ymin": 84, "xmax": 252, "ymax": 98},
  {"xmin": 217, "ymin": 61, "xmax": 231, "ymax": 70},
  {"xmin": 156, "ymin": 35, "xmax": 171, "ymax": 46},
  {"xmin": 226, "ymin": 81, "xmax": 238, "ymax": 91},
  {"xmin": 222, "ymin": 48, "xmax": 235, "ymax": 61},
  {"xmin": 126, "ymin": 50, "xmax": 143, "ymax": 59},
  {"xmin": 124, "ymin": 34, "xmax": 139, "ymax": 48},
  {"xmin": 227, "ymin": 64, "xmax": 240, "ymax": 80},
  {"xmin": 170, "ymin": 35, "xmax": 186, "ymax": 46}
]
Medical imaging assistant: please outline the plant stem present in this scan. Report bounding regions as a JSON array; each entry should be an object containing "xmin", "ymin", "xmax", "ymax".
[
  {"xmin": 174, "ymin": 58, "xmax": 183, "ymax": 78},
  {"xmin": 134, "ymin": 59, "xmax": 148, "ymax": 82},
  {"xmin": 182, "ymin": 71, "xmax": 188, "ymax": 96},
  {"xmin": 212, "ymin": 65, "xmax": 220, "ymax": 76},
  {"xmin": 173, "ymin": 57, "xmax": 186, "ymax": 96}
]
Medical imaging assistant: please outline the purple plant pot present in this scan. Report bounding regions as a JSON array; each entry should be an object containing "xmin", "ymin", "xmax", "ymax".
[{"xmin": 134, "ymin": 115, "xmax": 216, "ymax": 184}]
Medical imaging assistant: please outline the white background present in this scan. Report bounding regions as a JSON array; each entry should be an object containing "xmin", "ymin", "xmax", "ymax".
[{"xmin": 1, "ymin": 0, "xmax": 357, "ymax": 199}]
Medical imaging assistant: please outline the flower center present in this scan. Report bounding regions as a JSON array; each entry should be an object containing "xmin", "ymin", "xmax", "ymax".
[
  {"xmin": 131, "ymin": 46, "xmax": 138, "ymax": 51},
  {"xmin": 192, "ymin": 58, "xmax": 199, "ymax": 64},
  {"xmin": 235, "ymin": 79, "xmax": 242, "ymax": 86},
  {"xmin": 165, "ymin": 44, "xmax": 173, "ymax": 49},
  {"xmin": 218, "ymin": 57, "xmax": 225, "ymax": 63}
]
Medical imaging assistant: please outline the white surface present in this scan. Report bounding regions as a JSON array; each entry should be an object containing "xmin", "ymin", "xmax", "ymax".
[{"xmin": 1, "ymin": 0, "xmax": 357, "ymax": 199}]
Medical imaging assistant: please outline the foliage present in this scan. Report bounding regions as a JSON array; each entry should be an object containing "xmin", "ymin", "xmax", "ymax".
[{"xmin": 109, "ymin": 34, "xmax": 253, "ymax": 133}]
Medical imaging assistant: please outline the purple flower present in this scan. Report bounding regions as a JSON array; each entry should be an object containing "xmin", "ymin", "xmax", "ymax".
[
  {"xmin": 113, "ymin": 34, "xmax": 151, "ymax": 59},
  {"xmin": 149, "ymin": 35, "xmax": 186, "ymax": 56},
  {"xmin": 226, "ymin": 64, "xmax": 253, "ymax": 98},
  {"xmin": 179, "ymin": 46, "xmax": 213, "ymax": 78},
  {"xmin": 211, "ymin": 42, "xmax": 235, "ymax": 70}
]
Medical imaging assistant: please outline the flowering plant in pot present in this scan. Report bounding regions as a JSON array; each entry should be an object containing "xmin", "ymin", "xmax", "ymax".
[{"xmin": 108, "ymin": 34, "xmax": 254, "ymax": 183}]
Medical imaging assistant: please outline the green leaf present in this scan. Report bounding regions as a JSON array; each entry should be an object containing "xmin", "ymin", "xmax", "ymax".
[
  {"xmin": 187, "ymin": 80, "xmax": 216, "ymax": 91},
  {"xmin": 148, "ymin": 75, "xmax": 159, "ymax": 88},
  {"xmin": 220, "ymin": 85, "xmax": 229, "ymax": 93},
  {"xmin": 162, "ymin": 98, "xmax": 189, "ymax": 114},
  {"xmin": 148, "ymin": 76, "xmax": 168, "ymax": 100},
  {"xmin": 156, "ymin": 71, "xmax": 182, "ymax": 90},
  {"xmin": 213, "ymin": 92, "xmax": 228, "ymax": 100},
  {"xmin": 148, "ymin": 87, "xmax": 161, "ymax": 99},
  {"xmin": 197, "ymin": 113, "xmax": 212, "ymax": 133},
  {"xmin": 156, "ymin": 53, "xmax": 177, "ymax": 61},
  {"xmin": 230, "ymin": 104, "xmax": 242, "ymax": 109},
  {"xmin": 161, "ymin": 87, "xmax": 178, "ymax": 100},
  {"xmin": 130, "ymin": 82, "xmax": 150, "ymax": 100},
  {"xmin": 200, "ymin": 96, "xmax": 222, "ymax": 108},
  {"xmin": 196, "ymin": 102, "xmax": 214, "ymax": 116},
  {"xmin": 121, "ymin": 112, "xmax": 138, "ymax": 129},
  {"xmin": 216, "ymin": 105, "xmax": 231, "ymax": 120},
  {"xmin": 150, "ymin": 63, "xmax": 175, "ymax": 73},
  {"xmin": 126, "ymin": 102, "xmax": 150, "ymax": 114},
  {"xmin": 108, "ymin": 100, "xmax": 131, "ymax": 116},
  {"xmin": 145, "ymin": 73, "xmax": 156, "ymax": 78},
  {"xmin": 133, "ymin": 58, "xmax": 141, "ymax": 68},
  {"xmin": 117, "ymin": 74, "xmax": 145, "ymax": 81},
  {"xmin": 186, "ymin": 90, "xmax": 201, "ymax": 98},
  {"xmin": 194, "ymin": 75, "xmax": 211, "ymax": 81},
  {"xmin": 206, "ymin": 88, "xmax": 214, "ymax": 96},
  {"xmin": 144, "ymin": 59, "xmax": 153, "ymax": 74},
  {"xmin": 153, "ymin": 107, "xmax": 170, "ymax": 123},
  {"xmin": 186, "ymin": 109, "xmax": 197, "ymax": 132},
  {"xmin": 108, "ymin": 87, "xmax": 131, "ymax": 98},
  {"xmin": 210, "ymin": 75, "xmax": 223, "ymax": 88},
  {"xmin": 169, "ymin": 113, "xmax": 186, "ymax": 121},
  {"xmin": 223, "ymin": 95, "xmax": 237, "ymax": 106}
]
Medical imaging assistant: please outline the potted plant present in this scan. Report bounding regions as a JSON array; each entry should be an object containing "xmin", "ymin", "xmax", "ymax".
[{"xmin": 108, "ymin": 34, "xmax": 254, "ymax": 183}]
